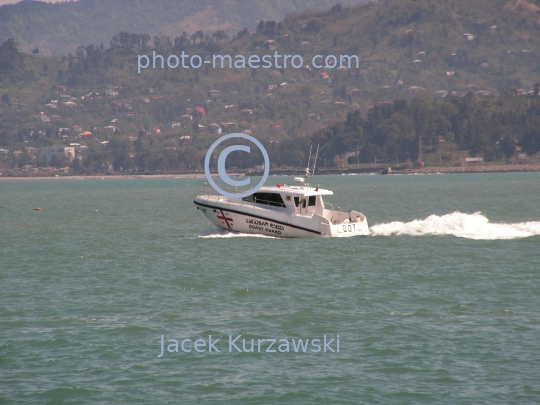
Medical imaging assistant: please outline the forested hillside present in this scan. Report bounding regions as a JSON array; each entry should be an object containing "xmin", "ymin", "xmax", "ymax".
[
  {"xmin": 0, "ymin": 0, "xmax": 369, "ymax": 56},
  {"xmin": 1, "ymin": 0, "xmax": 540, "ymax": 176}
]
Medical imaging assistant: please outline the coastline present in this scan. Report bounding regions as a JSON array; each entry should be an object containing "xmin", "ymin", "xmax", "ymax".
[
  {"xmin": 0, "ymin": 173, "xmax": 210, "ymax": 181},
  {"xmin": 396, "ymin": 163, "xmax": 540, "ymax": 174},
  {"xmin": 0, "ymin": 164, "xmax": 539, "ymax": 180}
]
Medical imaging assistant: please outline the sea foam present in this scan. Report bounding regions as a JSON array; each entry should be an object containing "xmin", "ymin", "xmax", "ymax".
[
  {"xmin": 199, "ymin": 231, "xmax": 276, "ymax": 239},
  {"xmin": 370, "ymin": 212, "xmax": 540, "ymax": 240}
]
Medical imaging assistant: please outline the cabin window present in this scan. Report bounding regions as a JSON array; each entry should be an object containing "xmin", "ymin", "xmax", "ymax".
[
  {"xmin": 243, "ymin": 192, "xmax": 285, "ymax": 208},
  {"xmin": 294, "ymin": 197, "xmax": 307, "ymax": 208},
  {"xmin": 308, "ymin": 195, "xmax": 316, "ymax": 206}
]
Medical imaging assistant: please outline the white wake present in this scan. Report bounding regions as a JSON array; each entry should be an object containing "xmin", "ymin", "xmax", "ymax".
[
  {"xmin": 370, "ymin": 212, "xmax": 540, "ymax": 240},
  {"xmin": 199, "ymin": 229, "xmax": 276, "ymax": 239}
]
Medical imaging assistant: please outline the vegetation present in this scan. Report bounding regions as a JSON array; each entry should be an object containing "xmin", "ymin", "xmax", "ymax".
[
  {"xmin": 0, "ymin": 0, "xmax": 369, "ymax": 56},
  {"xmin": 1, "ymin": 0, "xmax": 540, "ymax": 176}
]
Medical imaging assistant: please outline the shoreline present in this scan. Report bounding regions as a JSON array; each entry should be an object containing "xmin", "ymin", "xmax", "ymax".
[
  {"xmin": 396, "ymin": 163, "xmax": 540, "ymax": 174},
  {"xmin": 0, "ymin": 173, "xmax": 211, "ymax": 181},
  {"xmin": 0, "ymin": 164, "xmax": 539, "ymax": 180}
]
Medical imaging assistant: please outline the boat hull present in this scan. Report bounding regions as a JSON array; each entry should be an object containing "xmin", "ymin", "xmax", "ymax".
[{"xmin": 194, "ymin": 199, "xmax": 369, "ymax": 238}]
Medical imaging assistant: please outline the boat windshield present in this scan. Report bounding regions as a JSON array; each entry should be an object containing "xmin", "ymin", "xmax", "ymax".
[
  {"xmin": 243, "ymin": 192, "xmax": 285, "ymax": 208},
  {"xmin": 294, "ymin": 195, "xmax": 317, "ymax": 207}
]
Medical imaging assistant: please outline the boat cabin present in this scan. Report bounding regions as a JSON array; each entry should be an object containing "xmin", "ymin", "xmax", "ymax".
[{"xmin": 242, "ymin": 185, "xmax": 332, "ymax": 216}]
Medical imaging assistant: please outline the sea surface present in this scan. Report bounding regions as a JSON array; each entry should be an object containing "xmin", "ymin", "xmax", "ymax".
[{"xmin": 1, "ymin": 173, "xmax": 539, "ymax": 404}]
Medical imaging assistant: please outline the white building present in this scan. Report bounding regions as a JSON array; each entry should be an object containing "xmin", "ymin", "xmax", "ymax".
[{"xmin": 42, "ymin": 145, "xmax": 76, "ymax": 165}]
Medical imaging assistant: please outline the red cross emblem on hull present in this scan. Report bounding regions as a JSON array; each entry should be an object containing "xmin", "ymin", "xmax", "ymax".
[{"xmin": 216, "ymin": 209, "xmax": 234, "ymax": 230}]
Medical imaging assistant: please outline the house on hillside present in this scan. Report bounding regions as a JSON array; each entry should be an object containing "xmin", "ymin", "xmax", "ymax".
[
  {"xmin": 180, "ymin": 115, "xmax": 192, "ymax": 125},
  {"xmin": 42, "ymin": 145, "xmax": 76, "ymax": 164},
  {"xmin": 407, "ymin": 86, "xmax": 425, "ymax": 94},
  {"xmin": 209, "ymin": 123, "xmax": 222, "ymax": 134},
  {"xmin": 434, "ymin": 90, "xmax": 448, "ymax": 98},
  {"xmin": 221, "ymin": 122, "xmax": 237, "ymax": 130},
  {"xmin": 169, "ymin": 121, "xmax": 181, "ymax": 129},
  {"xmin": 195, "ymin": 107, "xmax": 205, "ymax": 116},
  {"xmin": 38, "ymin": 114, "xmax": 51, "ymax": 122},
  {"xmin": 463, "ymin": 33, "xmax": 475, "ymax": 41},
  {"xmin": 208, "ymin": 90, "xmax": 221, "ymax": 98}
]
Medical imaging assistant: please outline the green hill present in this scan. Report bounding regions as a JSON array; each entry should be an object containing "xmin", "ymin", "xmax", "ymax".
[
  {"xmin": 0, "ymin": 0, "xmax": 369, "ymax": 56},
  {"xmin": 1, "ymin": 0, "xmax": 540, "ymax": 175}
]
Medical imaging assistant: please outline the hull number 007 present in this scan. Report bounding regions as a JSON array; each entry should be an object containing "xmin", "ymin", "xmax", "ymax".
[{"xmin": 337, "ymin": 223, "xmax": 358, "ymax": 233}]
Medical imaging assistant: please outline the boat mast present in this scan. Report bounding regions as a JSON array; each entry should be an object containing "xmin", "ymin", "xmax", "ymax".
[{"xmin": 297, "ymin": 144, "xmax": 319, "ymax": 188}]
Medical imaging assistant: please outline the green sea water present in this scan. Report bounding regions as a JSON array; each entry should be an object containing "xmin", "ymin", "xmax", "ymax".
[{"xmin": 1, "ymin": 173, "xmax": 539, "ymax": 404}]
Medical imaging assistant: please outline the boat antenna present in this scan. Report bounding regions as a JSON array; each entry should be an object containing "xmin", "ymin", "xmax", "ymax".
[
  {"xmin": 312, "ymin": 144, "xmax": 319, "ymax": 177},
  {"xmin": 295, "ymin": 145, "xmax": 318, "ymax": 188},
  {"xmin": 306, "ymin": 145, "xmax": 312, "ymax": 175}
]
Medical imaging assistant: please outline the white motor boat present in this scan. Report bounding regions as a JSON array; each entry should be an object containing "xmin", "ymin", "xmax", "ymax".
[{"xmin": 194, "ymin": 169, "xmax": 369, "ymax": 238}]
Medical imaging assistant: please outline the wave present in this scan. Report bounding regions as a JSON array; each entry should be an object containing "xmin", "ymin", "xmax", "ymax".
[
  {"xmin": 199, "ymin": 229, "xmax": 276, "ymax": 239},
  {"xmin": 370, "ymin": 212, "xmax": 540, "ymax": 240}
]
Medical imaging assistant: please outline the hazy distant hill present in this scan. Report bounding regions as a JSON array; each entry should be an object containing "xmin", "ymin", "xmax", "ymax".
[{"xmin": 0, "ymin": 0, "xmax": 369, "ymax": 56}]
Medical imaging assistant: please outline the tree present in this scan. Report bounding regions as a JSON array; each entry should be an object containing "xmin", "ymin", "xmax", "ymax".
[
  {"xmin": 70, "ymin": 158, "xmax": 85, "ymax": 174},
  {"xmin": 49, "ymin": 153, "xmax": 70, "ymax": 168},
  {"xmin": 0, "ymin": 38, "xmax": 24, "ymax": 71}
]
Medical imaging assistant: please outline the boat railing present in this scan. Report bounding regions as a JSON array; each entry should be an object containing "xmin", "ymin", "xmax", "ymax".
[
  {"xmin": 322, "ymin": 202, "xmax": 351, "ymax": 224},
  {"xmin": 197, "ymin": 181, "xmax": 253, "ymax": 202}
]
